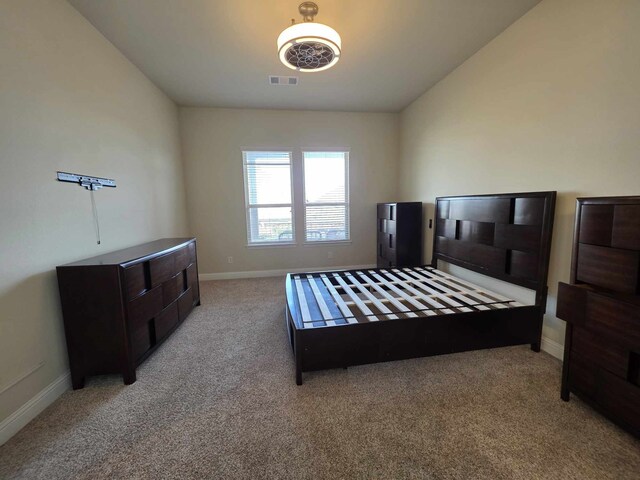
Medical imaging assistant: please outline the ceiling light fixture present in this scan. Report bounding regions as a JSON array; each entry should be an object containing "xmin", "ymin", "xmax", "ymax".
[{"xmin": 277, "ymin": 2, "xmax": 341, "ymax": 73}]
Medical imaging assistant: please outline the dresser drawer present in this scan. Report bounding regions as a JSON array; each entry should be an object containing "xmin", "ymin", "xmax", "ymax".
[
  {"xmin": 175, "ymin": 245, "xmax": 190, "ymax": 272},
  {"xmin": 556, "ymin": 282, "xmax": 588, "ymax": 326},
  {"xmin": 149, "ymin": 252, "xmax": 176, "ymax": 287},
  {"xmin": 568, "ymin": 356, "xmax": 598, "ymax": 398},
  {"xmin": 569, "ymin": 348, "xmax": 640, "ymax": 435},
  {"xmin": 597, "ymin": 370, "xmax": 640, "ymax": 433},
  {"xmin": 124, "ymin": 263, "xmax": 147, "ymax": 300},
  {"xmin": 377, "ymin": 231, "xmax": 386, "ymax": 245},
  {"xmin": 571, "ymin": 327, "xmax": 629, "ymax": 379},
  {"xmin": 586, "ymin": 294, "xmax": 640, "ymax": 348},
  {"xmin": 378, "ymin": 217, "xmax": 386, "ymax": 234},
  {"xmin": 186, "ymin": 263, "xmax": 198, "ymax": 293},
  {"xmin": 576, "ymin": 243, "xmax": 639, "ymax": 294},
  {"xmin": 386, "ymin": 220, "xmax": 397, "ymax": 235},
  {"xmin": 178, "ymin": 287, "xmax": 194, "ymax": 322},
  {"xmin": 188, "ymin": 242, "xmax": 197, "ymax": 264},
  {"xmin": 128, "ymin": 286, "xmax": 162, "ymax": 327},
  {"xmin": 386, "ymin": 248, "xmax": 397, "ymax": 264},
  {"xmin": 378, "ymin": 204, "xmax": 396, "ymax": 221},
  {"xmin": 155, "ymin": 301, "xmax": 179, "ymax": 341},
  {"xmin": 162, "ymin": 272, "xmax": 185, "ymax": 308},
  {"xmin": 131, "ymin": 322, "xmax": 152, "ymax": 361},
  {"xmin": 612, "ymin": 204, "xmax": 640, "ymax": 250}
]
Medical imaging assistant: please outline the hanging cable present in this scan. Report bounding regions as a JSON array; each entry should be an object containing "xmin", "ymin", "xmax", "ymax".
[
  {"xmin": 56, "ymin": 171, "xmax": 115, "ymax": 245},
  {"xmin": 89, "ymin": 187, "xmax": 101, "ymax": 245}
]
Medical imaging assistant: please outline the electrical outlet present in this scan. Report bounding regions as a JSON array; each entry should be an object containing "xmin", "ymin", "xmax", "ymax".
[
  {"xmin": 227, "ymin": 256, "xmax": 233, "ymax": 264},
  {"xmin": 327, "ymin": 251, "xmax": 333, "ymax": 259}
]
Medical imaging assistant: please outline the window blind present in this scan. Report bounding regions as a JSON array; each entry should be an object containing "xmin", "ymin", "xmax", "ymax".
[
  {"xmin": 243, "ymin": 151, "xmax": 294, "ymax": 244},
  {"xmin": 303, "ymin": 151, "xmax": 350, "ymax": 242}
]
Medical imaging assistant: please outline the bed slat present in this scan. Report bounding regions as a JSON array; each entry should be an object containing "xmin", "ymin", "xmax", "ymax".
[
  {"xmin": 337, "ymin": 272, "xmax": 398, "ymax": 320},
  {"xmin": 330, "ymin": 273, "xmax": 379, "ymax": 321},
  {"xmin": 401, "ymin": 269, "xmax": 478, "ymax": 312},
  {"xmin": 366, "ymin": 270, "xmax": 438, "ymax": 316},
  {"xmin": 391, "ymin": 269, "xmax": 466, "ymax": 310},
  {"xmin": 319, "ymin": 274, "xmax": 358, "ymax": 324},
  {"xmin": 375, "ymin": 270, "xmax": 446, "ymax": 312},
  {"xmin": 293, "ymin": 276, "xmax": 314, "ymax": 327},
  {"xmin": 306, "ymin": 275, "xmax": 337, "ymax": 326},
  {"xmin": 355, "ymin": 271, "xmax": 419, "ymax": 318}
]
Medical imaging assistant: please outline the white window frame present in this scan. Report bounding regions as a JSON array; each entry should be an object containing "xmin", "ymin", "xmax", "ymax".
[
  {"xmin": 302, "ymin": 150, "xmax": 351, "ymax": 244},
  {"xmin": 242, "ymin": 150, "xmax": 295, "ymax": 247}
]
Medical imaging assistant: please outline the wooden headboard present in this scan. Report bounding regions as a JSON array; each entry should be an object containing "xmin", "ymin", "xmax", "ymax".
[{"xmin": 432, "ymin": 191, "xmax": 556, "ymax": 300}]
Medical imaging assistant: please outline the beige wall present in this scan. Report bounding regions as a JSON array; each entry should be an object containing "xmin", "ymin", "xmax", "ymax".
[
  {"xmin": 180, "ymin": 108, "xmax": 399, "ymax": 275},
  {"xmin": 398, "ymin": 0, "xmax": 640, "ymax": 346},
  {"xmin": 0, "ymin": 0, "xmax": 188, "ymax": 425}
]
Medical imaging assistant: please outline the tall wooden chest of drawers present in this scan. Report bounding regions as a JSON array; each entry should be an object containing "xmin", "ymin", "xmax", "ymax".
[
  {"xmin": 57, "ymin": 238, "xmax": 200, "ymax": 389},
  {"xmin": 556, "ymin": 197, "xmax": 640, "ymax": 437},
  {"xmin": 377, "ymin": 202, "xmax": 423, "ymax": 268}
]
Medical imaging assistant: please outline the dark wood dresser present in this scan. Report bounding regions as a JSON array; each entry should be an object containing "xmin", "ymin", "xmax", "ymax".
[
  {"xmin": 556, "ymin": 197, "xmax": 640, "ymax": 437},
  {"xmin": 377, "ymin": 202, "xmax": 423, "ymax": 268},
  {"xmin": 57, "ymin": 238, "xmax": 200, "ymax": 389}
]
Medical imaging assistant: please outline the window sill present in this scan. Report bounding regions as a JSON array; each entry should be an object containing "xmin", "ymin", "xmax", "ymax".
[
  {"xmin": 245, "ymin": 240, "xmax": 352, "ymax": 248},
  {"xmin": 246, "ymin": 242, "xmax": 297, "ymax": 248},
  {"xmin": 303, "ymin": 240, "xmax": 352, "ymax": 246}
]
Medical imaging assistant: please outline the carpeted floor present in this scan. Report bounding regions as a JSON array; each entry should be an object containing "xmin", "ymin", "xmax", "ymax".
[{"xmin": 1, "ymin": 277, "xmax": 639, "ymax": 479}]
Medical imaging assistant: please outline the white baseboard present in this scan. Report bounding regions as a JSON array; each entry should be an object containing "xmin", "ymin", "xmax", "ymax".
[
  {"xmin": 541, "ymin": 335, "xmax": 564, "ymax": 360},
  {"xmin": 200, "ymin": 264, "xmax": 376, "ymax": 281},
  {"xmin": 0, "ymin": 371, "xmax": 71, "ymax": 446}
]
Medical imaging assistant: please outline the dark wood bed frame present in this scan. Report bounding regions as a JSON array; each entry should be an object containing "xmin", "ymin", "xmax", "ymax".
[{"xmin": 286, "ymin": 191, "xmax": 556, "ymax": 384}]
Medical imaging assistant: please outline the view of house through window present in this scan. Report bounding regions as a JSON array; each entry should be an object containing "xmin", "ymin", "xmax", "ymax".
[
  {"xmin": 242, "ymin": 150, "xmax": 349, "ymax": 245},
  {"xmin": 243, "ymin": 151, "xmax": 293, "ymax": 244},
  {"xmin": 303, "ymin": 151, "xmax": 350, "ymax": 242}
]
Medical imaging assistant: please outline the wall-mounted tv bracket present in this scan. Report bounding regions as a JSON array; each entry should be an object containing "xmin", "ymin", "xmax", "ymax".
[
  {"xmin": 57, "ymin": 171, "xmax": 116, "ymax": 190},
  {"xmin": 57, "ymin": 171, "xmax": 116, "ymax": 245}
]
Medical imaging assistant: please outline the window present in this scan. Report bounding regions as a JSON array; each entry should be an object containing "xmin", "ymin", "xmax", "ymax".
[
  {"xmin": 303, "ymin": 151, "xmax": 350, "ymax": 242},
  {"xmin": 243, "ymin": 151, "xmax": 294, "ymax": 245}
]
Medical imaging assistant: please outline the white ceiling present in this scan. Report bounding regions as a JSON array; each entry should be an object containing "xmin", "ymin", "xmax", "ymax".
[{"xmin": 68, "ymin": 0, "xmax": 541, "ymax": 112}]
